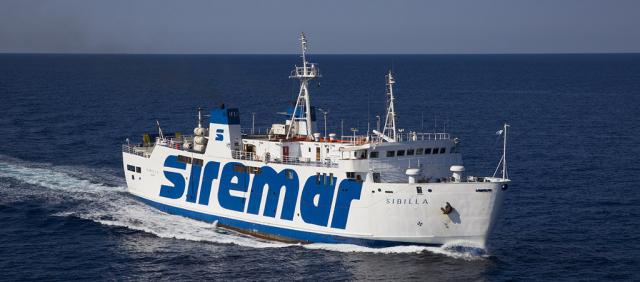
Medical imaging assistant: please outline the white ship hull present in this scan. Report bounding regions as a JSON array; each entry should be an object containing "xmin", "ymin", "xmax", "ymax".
[{"xmin": 123, "ymin": 145, "xmax": 507, "ymax": 248}]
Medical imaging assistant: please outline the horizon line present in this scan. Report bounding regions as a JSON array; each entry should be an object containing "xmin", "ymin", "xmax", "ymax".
[{"xmin": 1, "ymin": 51, "xmax": 639, "ymax": 56}]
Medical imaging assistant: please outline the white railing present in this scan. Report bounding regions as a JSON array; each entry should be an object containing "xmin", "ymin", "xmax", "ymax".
[
  {"xmin": 337, "ymin": 132, "xmax": 449, "ymax": 144},
  {"xmin": 231, "ymin": 150, "xmax": 337, "ymax": 168},
  {"xmin": 289, "ymin": 63, "xmax": 321, "ymax": 78},
  {"xmin": 396, "ymin": 132, "xmax": 450, "ymax": 142},
  {"xmin": 241, "ymin": 127, "xmax": 272, "ymax": 135},
  {"xmin": 122, "ymin": 144, "xmax": 150, "ymax": 158}
]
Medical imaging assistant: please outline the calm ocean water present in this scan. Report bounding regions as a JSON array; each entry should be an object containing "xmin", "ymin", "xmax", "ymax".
[{"xmin": 0, "ymin": 54, "xmax": 639, "ymax": 281}]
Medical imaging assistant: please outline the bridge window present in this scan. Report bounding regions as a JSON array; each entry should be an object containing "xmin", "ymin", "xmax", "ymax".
[
  {"xmin": 386, "ymin": 151, "xmax": 395, "ymax": 157},
  {"xmin": 127, "ymin": 165, "xmax": 135, "ymax": 172},
  {"xmin": 397, "ymin": 150, "xmax": 405, "ymax": 157},
  {"xmin": 425, "ymin": 148, "xmax": 432, "ymax": 154},
  {"xmin": 346, "ymin": 172, "xmax": 356, "ymax": 179},
  {"xmin": 370, "ymin": 151, "xmax": 379, "ymax": 158},
  {"xmin": 135, "ymin": 167, "xmax": 141, "ymax": 173},
  {"xmin": 440, "ymin": 147, "xmax": 446, "ymax": 154},
  {"xmin": 407, "ymin": 149, "xmax": 415, "ymax": 156},
  {"xmin": 416, "ymin": 148, "xmax": 424, "ymax": 155}
]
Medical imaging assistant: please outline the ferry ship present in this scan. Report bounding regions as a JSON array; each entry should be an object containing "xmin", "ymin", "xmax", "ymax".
[{"xmin": 122, "ymin": 33, "xmax": 510, "ymax": 248}]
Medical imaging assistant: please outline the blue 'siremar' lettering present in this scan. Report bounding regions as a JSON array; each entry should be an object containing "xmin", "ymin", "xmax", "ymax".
[
  {"xmin": 247, "ymin": 167, "xmax": 299, "ymax": 220},
  {"xmin": 218, "ymin": 162, "xmax": 249, "ymax": 212},
  {"xmin": 159, "ymin": 156, "xmax": 186, "ymax": 199},
  {"xmin": 159, "ymin": 155, "xmax": 361, "ymax": 229}
]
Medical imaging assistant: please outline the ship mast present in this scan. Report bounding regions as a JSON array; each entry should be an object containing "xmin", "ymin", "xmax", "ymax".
[
  {"xmin": 382, "ymin": 70, "xmax": 397, "ymax": 142},
  {"xmin": 286, "ymin": 32, "xmax": 321, "ymax": 140}
]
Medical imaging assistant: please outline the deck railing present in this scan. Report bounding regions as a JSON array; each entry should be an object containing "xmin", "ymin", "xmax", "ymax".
[
  {"xmin": 396, "ymin": 132, "xmax": 450, "ymax": 142},
  {"xmin": 122, "ymin": 144, "xmax": 151, "ymax": 158},
  {"xmin": 231, "ymin": 150, "xmax": 337, "ymax": 168}
]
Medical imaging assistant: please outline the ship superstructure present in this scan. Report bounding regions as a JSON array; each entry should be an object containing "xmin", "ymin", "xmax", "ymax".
[{"xmin": 122, "ymin": 33, "xmax": 510, "ymax": 248}]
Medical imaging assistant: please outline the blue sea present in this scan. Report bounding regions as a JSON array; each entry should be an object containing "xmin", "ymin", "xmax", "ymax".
[{"xmin": 0, "ymin": 54, "xmax": 639, "ymax": 281}]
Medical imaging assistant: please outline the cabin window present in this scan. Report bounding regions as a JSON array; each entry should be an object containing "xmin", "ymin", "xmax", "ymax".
[
  {"xmin": 432, "ymin": 148, "xmax": 438, "ymax": 155},
  {"xmin": 440, "ymin": 147, "xmax": 446, "ymax": 154},
  {"xmin": 248, "ymin": 167, "xmax": 261, "ymax": 174},
  {"xmin": 193, "ymin": 158, "xmax": 203, "ymax": 166},
  {"xmin": 177, "ymin": 155, "xmax": 192, "ymax": 164},
  {"xmin": 407, "ymin": 149, "xmax": 415, "ymax": 156},
  {"xmin": 285, "ymin": 170, "xmax": 294, "ymax": 180},
  {"xmin": 346, "ymin": 172, "xmax": 356, "ymax": 179},
  {"xmin": 397, "ymin": 150, "xmax": 405, "ymax": 157},
  {"xmin": 233, "ymin": 164, "xmax": 245, "ymax": 173},
  {"xmin": 370, "ymin": 151, "xmax": 379, "ymax": 158},
  {"xmin": 373, "ymin": 173, "xmax": 381, "ymax": 183},
  {"xmin": 322, "ymin": 173, "xmax": 327, "ymax": 185},
  {"xmin": 416, "ymin": 148, "xmax": 424, "ymax": 155},
  {"xmin": 329, "ymin": 173, "xmax": 334, "ymax": 185},
  {"xmin": 309, "ymin": 148, "xmax": 311, "ymax": 152},
  {"xmin": 127, "ymin": 165, "xmax": 135, "ymax": 172},
  {"xmin": 316, "ymin": 172, "xmax": 321, "ymax": 184},
  {"xmin": 135, "ymin": 167, "xmax": 141, "ymax": 173},
  {"xmin": 386, "ymin": 151, "xmax": 395, "ymax": 157},
  {"xmin": 425, "ymin": 148, "xmax": 432, "ymax": 154}
]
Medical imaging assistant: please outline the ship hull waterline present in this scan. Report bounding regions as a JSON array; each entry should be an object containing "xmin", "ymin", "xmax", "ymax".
[{"xmin": 123, "ymin": 148, "xmax": 507, "ymax": 248}]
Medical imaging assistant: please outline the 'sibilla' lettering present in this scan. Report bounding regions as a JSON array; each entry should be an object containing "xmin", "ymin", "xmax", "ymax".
[{"xmin": 159, "ymin": 155, "xmax": 362, "ymax": 229}]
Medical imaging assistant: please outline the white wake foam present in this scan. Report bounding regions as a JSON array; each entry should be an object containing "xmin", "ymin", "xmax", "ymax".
[
  {"xmin": 303, "ymin": 241, "xmax": 487, "ymax": 259},
  {"xmin": 0, "ymin": 155, "xmax": 487, "ymax": 258}
]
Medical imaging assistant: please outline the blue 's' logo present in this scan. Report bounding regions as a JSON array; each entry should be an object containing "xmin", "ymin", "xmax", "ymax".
[
  {"xmin": 215, "ymin": 129, "xmax": 224, "ymax": 141},
  {"xmin": 159, "ymin": 156, "xmax": 362, "ymax": 229}
]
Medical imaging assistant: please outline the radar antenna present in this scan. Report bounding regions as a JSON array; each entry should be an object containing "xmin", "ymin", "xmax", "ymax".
[{"xmin": 286, "ymin": 32, "xmax": 321, "ymax": 140}]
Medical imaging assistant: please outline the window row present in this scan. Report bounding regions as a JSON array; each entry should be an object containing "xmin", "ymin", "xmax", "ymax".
[
  {"xmin": 177, "ymin": 155, "xmax": 204, "ymax": 166},
  {"xmin": 315, "ymin": 172, "xmax": 335, "ymax": 186},
  {"xmin": 127, "ymin": 164, "xmax": 141, "ymax": 173},
  {"xmin": 370, "ymin": 147, "xmax": 452, "ymax": 158}
]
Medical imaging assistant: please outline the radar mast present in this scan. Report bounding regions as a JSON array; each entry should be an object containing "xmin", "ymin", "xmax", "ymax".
[
  {"xmin": 382, "ymin": 70, "xmax": 397, "ymax": 142},
  {"xmin": 286, "ymin": 32, "xmax": 321, "ymax": 140}
]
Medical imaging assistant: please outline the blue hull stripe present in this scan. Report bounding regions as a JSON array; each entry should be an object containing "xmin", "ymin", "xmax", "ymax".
[{"xmin": 133, "ymin": 195, "xmax": 440, "ymax": 248}]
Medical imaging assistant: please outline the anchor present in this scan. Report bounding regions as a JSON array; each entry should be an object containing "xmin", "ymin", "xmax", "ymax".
[{"xmin": 441, "ymin": 202, "xmax": 453, "ymax": 214}]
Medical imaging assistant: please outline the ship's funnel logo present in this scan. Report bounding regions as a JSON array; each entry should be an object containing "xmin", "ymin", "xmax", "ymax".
[
  {"xmin": 215, "ymin": 129, "xmax": 224, "ymax": 141},
  {"xmin": 159, "ymin": 156, "xmax": 362, "ymax": 230}
]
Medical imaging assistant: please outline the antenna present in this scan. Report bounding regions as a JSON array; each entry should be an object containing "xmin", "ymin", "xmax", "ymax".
[
  {"xmin": 197, "ymin": 107, "xmax": 203, "ymax": 129},
  {"xmin": 382, "ymin": 70, "xmax": 397, "ymax": 142},
  {"xmin": 317, "ymin": 108, "xmax": 329, "ymax": 139},
  {"xmin": 502, "ymin": 122, "xmax": 509, "ymax": 180},
  {"xmin": 493, "ymin": 122, "xmax": 510, "ymax": 180},
  {"xmin": 286, "ymin": 32, "xmax": 321, "ymax": 140},
  {"xmin": 251, "ymin": 112, "xmax": 256, "ymax": 134},
  {"xmin": 156, "ymin": 120, "xmax": 164, "ymax": 140}
]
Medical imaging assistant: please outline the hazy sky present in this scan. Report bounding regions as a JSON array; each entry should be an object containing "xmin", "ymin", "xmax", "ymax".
[{"xmin": 1, "ymin": 0, "xmax": 639, "ymax": 54}]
